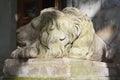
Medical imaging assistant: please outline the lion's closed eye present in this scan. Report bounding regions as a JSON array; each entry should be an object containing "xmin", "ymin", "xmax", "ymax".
[
  {"xmin": 50, "ymin": 25, "xmax": 55, "ymax": 31},
  {"xmin": 60, "ymin": 35, "xmax": 66, "ymax": 41}
]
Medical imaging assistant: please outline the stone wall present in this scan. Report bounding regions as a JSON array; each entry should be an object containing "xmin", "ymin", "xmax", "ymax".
[{"xmin": 0, "ymin": 0, "xmax": 17, "ymax": 76}]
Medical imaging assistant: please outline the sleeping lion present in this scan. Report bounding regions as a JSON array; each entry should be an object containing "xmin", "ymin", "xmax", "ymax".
[{"xmin": 11, "ymin": 7, "xmax": 110, "ymax": 61}]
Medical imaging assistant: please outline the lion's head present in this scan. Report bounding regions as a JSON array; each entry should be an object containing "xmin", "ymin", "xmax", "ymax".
[{"xmin": 37, "ymin": 8, "xmax": 81, "ymax": 58}]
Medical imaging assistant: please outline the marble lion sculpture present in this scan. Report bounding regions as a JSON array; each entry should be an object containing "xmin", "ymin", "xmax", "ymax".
[{"xmin": 11, "ymin": 7, "xmax": 110, "ymax": 61}]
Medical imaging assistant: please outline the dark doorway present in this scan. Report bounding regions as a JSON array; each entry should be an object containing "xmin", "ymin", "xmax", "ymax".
[{"xmin": 42, "ymin": 0, "xmax": 55, "ymax": 8}]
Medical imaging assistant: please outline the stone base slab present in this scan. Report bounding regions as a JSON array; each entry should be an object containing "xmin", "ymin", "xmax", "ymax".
[{"xmin": 3, "ymin": 58, "xmax": 118, "ymax": 80}]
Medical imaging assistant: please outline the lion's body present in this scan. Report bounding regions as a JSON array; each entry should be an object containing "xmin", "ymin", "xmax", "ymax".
[{"xmin": 11, "ymin": 7, "xmax": 108, "ymax": 61}]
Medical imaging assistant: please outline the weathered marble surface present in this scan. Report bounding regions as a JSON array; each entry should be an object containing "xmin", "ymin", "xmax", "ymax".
[{"xmin": 3, "ymin": 58, "xmax": 119, "ymax": 80}]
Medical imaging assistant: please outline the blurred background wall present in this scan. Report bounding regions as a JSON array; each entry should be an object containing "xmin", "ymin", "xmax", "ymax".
[{"xmin": 67, "ymin": 0, "xmax": 120, "ymax": 30}]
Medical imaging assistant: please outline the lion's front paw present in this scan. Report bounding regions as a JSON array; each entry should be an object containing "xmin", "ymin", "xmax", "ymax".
[
  {"xmin": 10, "ymin": 47, "xmax": 23, "ymax": 59},
  {"xmin": 10, "ymin": 47, "xmax": 38, "ymax": 59}
]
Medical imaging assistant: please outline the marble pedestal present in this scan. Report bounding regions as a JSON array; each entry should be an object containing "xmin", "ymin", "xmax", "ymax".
[{"xmin": 3, "ymin": 58, "xmax": 119, "ymax": 80}]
